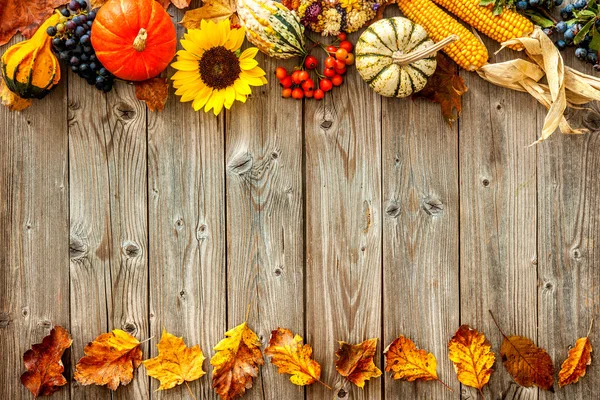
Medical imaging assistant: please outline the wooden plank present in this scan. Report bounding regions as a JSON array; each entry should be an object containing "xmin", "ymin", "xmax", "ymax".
[
  {"xmin": 381, "ymin": 70, "xmax": 460, "ymax": 398},
  {"xmin": 225, "ymin": 52, "xmax": 304, "ymax": 400},
  {"xmin": 147, "ymin": 4, "xmax": 226, "ymax": 399},
  {"xmin": 537, "ymin": 87, "xmax": 600, "ymax": 399},
  {"xmin": 459, "ymin": 41, "xmax": 539, "ymax": 399},
  {"xmin": 304, "ymin": 31, "xmax": 382, "ymax": 400},
  {"xmin": 0, "ymin": 39, "xmax": 69, "ymax": 400},
  {"xmin": 68, "ymin": 79, "xmax": 149, "ymax": 399}
]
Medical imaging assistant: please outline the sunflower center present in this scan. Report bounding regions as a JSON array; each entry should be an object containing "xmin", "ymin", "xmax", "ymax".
[{"xmin": 199, "ymin": 46, "xmax": 241, "ymax": 90}]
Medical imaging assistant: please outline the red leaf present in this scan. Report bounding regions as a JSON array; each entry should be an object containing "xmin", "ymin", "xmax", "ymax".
[{"xmin": 0, "ymin": 0, "xmax": 67, "ymax": 46}]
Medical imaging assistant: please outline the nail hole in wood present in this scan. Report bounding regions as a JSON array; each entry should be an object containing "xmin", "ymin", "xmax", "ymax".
[
  {"xmin": 572, "ymin": 248, "xmax": 582, "ymax": 260},
  {"xmin": 271, "ymin": 151, "xmax": 278, "ymax": 159},
  {"xmin": 337, "ymin": 389, "xmax": 347, "ymax": 398},
  {"xmin": 21, "ymin": 307, "xmax": 29, "ymax": 318},
  {"xmin": 482, "ymin": 179, "xmax": 490, "ymax": 187},
  {"xmin": 180, "ymin": 290, "xmax": 186, "ymax": 298},
  {"xmin": 274, "ymin": 268, "xmax": 282, "ymax": 276}
]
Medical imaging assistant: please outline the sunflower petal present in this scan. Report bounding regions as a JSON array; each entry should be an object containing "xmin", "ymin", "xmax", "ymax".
[
  {"xmin": 240, "ymin": 47, "xmax": 259, "ymax": 60},
  {"xmin": 226, "ymin": 27, "xmax": 246, "ymax": 51},
  {"xmin": 239, "ymin": 58, "xmax": 259, "ymax": 70},
  {"xmin": 233, "ymin": 79, "xmax": 252, "ymax": 95},
  {"xmin": 192, "ymin": 86, "xmax": 213, "ymax": 111},
  {"xmin": 224, "ymin": 86, "xmax": 236, "ymax": 109},
  {"xmin": 171, "ymin": 61, "xmax": 198, "ymax": 71},
  {"xmin": 212, "ymin": 90, "xmax": 225, "ymax": 115}
]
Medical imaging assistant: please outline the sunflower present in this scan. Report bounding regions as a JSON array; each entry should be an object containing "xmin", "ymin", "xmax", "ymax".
[{"xmin": 171, "ymin": 19, "xmax": 267, "ymax": 115}]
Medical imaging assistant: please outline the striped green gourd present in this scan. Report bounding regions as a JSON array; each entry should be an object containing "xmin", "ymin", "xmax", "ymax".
[
  {"xmin": 355, "ymin": 17, "xmax": 455, "ymax": 98},
  {"xmin": 237, "ymin": 0, "xmax": 306, "ymax": 59}
]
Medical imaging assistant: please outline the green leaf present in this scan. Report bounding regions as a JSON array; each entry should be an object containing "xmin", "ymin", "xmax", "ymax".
[
  {"xmin": 575, "ymin": 19, "xmax": 595, "ymax": 44},
  {"xmin": 479, "ymin": 0, "xmax": 496, "ymax": 5},
  {"xmin": 590, "ymin": 28, "xmax": 600, "ymax": 51},
  {"xmin": 588, "ymin": 0, "xmax": 597, "ymax": 10},
  {"xmin": 524, "ymin": 11, "xmax": 554, "ymax": 28},
  {"xmin": 492, "ymin": 0, "xmax": 504, "ymax": 15},
  {"xmin": 578, "ymin": 10, "xmax": 597, "ymax": 19}
]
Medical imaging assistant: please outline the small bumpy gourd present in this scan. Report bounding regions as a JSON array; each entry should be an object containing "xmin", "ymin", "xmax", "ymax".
[
  {"xmin": 355, "ymin": 17, "xmax": 456, "ymax": 98},
  {"xmin": 1, "ymin": 13, "xmax": 62, "ymax": 99},
  {"xmin": 237, "ymin": 0, "xmax": 306, "ymax": 59}
]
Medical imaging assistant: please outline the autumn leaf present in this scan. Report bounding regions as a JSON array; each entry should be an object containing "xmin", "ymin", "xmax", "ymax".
[
  {"xmin": 74, "ymin": 329, "xmax": 143, "ymax": 390},
  {"xmin": 448, "ymin": 325, "xmax": 495, "ymax": 395},
  {"xmin": 264, "ymin": 328, "xmax": 326, "ymax": 387},
  {"xmin": 92, "ymin": 0, "xmax": 179, "ymax": 9},
  {"xmin": 384, "ymin": 336, "xmax": 452, "ymax": 391},
  {"xmin": 180, "ymin": 0, "xmax": 235, "ymax": 28},
  {"xmin": 335, "ymin": 338, "xmax": 382, "ymax": 388},
  {"xmin": 143, "ymin": 329, "xmax": 206, "ymax": 391},
  {"xmin": 1, "ymin": 78, "xmax": 32, "ymax": 111},
  {"xmin": 0, "ymin": 0, "xmax": 67, "ymax": 46},
  {"xmin": 211, "ymin": 321, "xmax": 264, "ymax": 400},
  {"xmin": 135, "ymin": 78, "xmax": 169, "ymax": 112},
  {"xmin": 20, "ymin": 326, "xmax": 72, "ymax": 398},
  {"xmin": 489, "ymin": 310, "xmax": 554, "ymax": 391},
  {"xmin": 412, "ymin": 53, "xmax": 468, "ymax": 126},
  {"xmin": 558, "ymin": 320, "xmax": 593, "ymax": 388},
  {"xmin": 170, "ymin": 0, "xmax": 192, "ymax": 8}
]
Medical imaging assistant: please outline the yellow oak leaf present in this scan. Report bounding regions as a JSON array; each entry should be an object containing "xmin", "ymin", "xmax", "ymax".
[
  {"xmin": 180, "ymin": 0, "xmax": 235, "ymax": 28},
  {"xmin": 335, "ymin": 338, "xmax": 382, "ymax": 388},
  {"xmin": 384, "ymin": 336, "xmax": 452, "ymax": 391},
  {"xmin": 448, "ymin": 325, "xmax": 495, "ymax": 393},
  {"xmin": 143, "ymin": 329, "xmax": 206, "ymax": 390},
  {"xmin": 559, "ymin": 335, "xmax": 592, "ymax": 387},
  {"xmin": 211, "ymin": 321, "xmax": 264, "ymax": 400},
  {"xmin": 1, "ymin": 78, "xmax": 32, "ymax": 111},
  {"xmin": 264, "ymin": 328, "xmax": 322, "ymax": 387},
  {"xmin": 74, "ymin": 329, "xmax": 142, "ymax": 390}
]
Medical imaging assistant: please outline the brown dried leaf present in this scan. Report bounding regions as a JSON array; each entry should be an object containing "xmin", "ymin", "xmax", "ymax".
[
  {"xmin": 135, "ymin": 78, "xmax": 169, "ymax": 112},
  {"xmin": 384, "ymin": 336, "xmax": 452, "ymax": 391},
  {"xmin": 0, "ymin": 0, "xmax": 67, "ymax": 46},
  {"xmin": 1, "ymin": 78, "xmax": 32, "ymax": 111},
  {"xmin": 170, "ymin": 0, "xmax": 192, "ymax": 8},
  {"xmin": 89, "ymin": 0, "xmax": 108, "ymax": 8},
  {"xmin": 412, "ymin": 53, "xmax": 468, "ymax": 126},
  {"xmin": 448, "ymin": 325, "xmax": 495, "ymax": 392},
  {"xmin": 180, "ymin": 0, "xmax": 235, "ymax": 28},
  {"xmin": 74, "ymin": 329, "xmax": 143, "ymax": 390},
  {"xmin": 335, "ymin": 338, "xmax": 382, "ymax": 388},
  {"xmin": 500, "ymin": 335, "xmax": 554, "ymax": 390},
  {"xmin": 20, "ymin": 326, "xmax": 72, "ymax": 398},
  {"xmin": 211, "ymin": 322, "xmax": 264, "ymax": 400},
  {"xmin": 559, "ymin": 335, "xmax": 592, "ymax": 387},
  {"xmin": 265, "ymin": 328, "xmax": 323, "ymax": 387}
]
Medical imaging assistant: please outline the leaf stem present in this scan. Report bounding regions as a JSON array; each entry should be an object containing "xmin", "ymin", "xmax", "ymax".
[
  {"xmin": 317, "ymin": 378, "xmax": 333, "ymax": 390},
  {"xmin": 436, "ymin": 377, "xmax": 454, "ymax": 392},
  {"xmin": 587, "ymin": 317, "xmax": 595, "ymax": 337},
  {"xmin": 478, "ymin": 387, "xmax": 486, "ymax": 400},
  {"xmin": 488, "ymin": 310, "xmax": 508, "ymax": 339},
  {"xmin": 139, "ymin": 335, "xmax": 156, "ymax": 345},
  {"xmin": 185, "ymin": 381, "xmax": 197, "ymax": 400}
]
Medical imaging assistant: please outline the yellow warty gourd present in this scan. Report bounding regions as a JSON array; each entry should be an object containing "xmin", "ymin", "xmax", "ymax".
[{"xmin": 1, "ymin": 12, "xmax": 62, "ymax": 99}]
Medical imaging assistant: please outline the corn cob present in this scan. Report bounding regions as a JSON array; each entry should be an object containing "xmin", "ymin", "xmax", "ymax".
[
  {"xmin": 397, "ymin": 0, "xmax": 488, "ymax": 71},
  {"xmin": 431, "ymin": 0, "xmax": 534, "ymax": 49}
]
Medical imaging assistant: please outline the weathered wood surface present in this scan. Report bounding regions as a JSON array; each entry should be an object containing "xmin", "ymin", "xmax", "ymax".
[{"xmin": 2, "ymin": 2, "xmax": 600, "ymax": 400}]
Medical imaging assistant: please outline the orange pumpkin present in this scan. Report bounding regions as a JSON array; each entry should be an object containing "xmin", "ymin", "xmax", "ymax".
[{"xmin": 91, "ymin": 0, "xmax": 176, "ymax": 81}]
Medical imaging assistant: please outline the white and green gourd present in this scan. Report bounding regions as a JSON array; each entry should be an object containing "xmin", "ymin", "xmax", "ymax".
[
  {"xmin": 237, "ymin": 0, "xmax": 307, "ymax": 59},
  {"xmin": 355, "ymin": 17, "xmax": 457, "ymax": 98}
]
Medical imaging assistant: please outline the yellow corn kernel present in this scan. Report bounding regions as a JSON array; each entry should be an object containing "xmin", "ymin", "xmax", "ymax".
[
  {"xmin": 397, "ymin": 0, "xmax": 489, "ymax": 71},
  {"xmin": 431, "ymin": 0, "xmax": 534, "ymax": 50}
]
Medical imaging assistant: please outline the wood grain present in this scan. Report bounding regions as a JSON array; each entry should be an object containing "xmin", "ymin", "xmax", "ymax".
[
  {"xmin": 68, "ymin": 78, "xmax": 148, "ymax": 399},
  {"xmin": 304, "ymin": 31, "xmax": 383, "ymax": 400},
  {"xmin": 459, "ymin": 40, "xmax": 539, "ymax": 399},
  {"xmin": 147, "ymin": 3, "xmax": 226, "ymax": 399},
  {"xmin": 225, "ymin": 51, "xmax": 304, "ymax": 400},
  {"xmin": 381, "ymin": 66, "xmax": 460, "ymax": 400},
  {"xmin": 0, "ymin": 37, "xmax": 69, "ymax": 400}
]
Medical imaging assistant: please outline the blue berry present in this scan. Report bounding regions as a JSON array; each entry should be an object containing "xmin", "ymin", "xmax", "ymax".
[
  {"xmin": 517, "ymin": 0, "xmax": 528, "ymax": 9},
  {"xmin": 587, "ymin": 52, "xmax": 598, "ymax": 64},
  {"xmin": 575, "ymin": 47, "xmax": 588, "ymax": 59},
  {"xmin": 556, "ymin": 21, "xmax": 567, "ymax": 33},
  {"xmin": 594, "ymin": 63, "xmax": 600, "ymax": 71},
  {"xmin": 564, "ymin": 4, "xmax": 574, "ymax": 12},
  {"xmin": 574, "ymin": 0, "xmax": 587, "ymax": 9},
  {"xmin": 555, "ymin": 39, "xmax": 567, "ymax": 49},
  {"xmin": 564, "ymin": 29, "xmax": 576, "ymax": 41}
]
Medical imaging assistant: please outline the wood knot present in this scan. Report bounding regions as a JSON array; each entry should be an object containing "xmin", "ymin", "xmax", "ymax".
[
  {"xmin": 571, "ymin": 248, "xmax": 583, "ymax": 261},
  {"xmin": 175, "ymin": 217, "xmax": 185, "ymax": 230},
  {"xmin": 271, "ymin": 151, "xmax": 279, "ymax": 159},
  {"xmin": 320, "ymin": 120, "xmax": 333, "ymax": 130},
  {"xmin": 385, "ymin": 201, "xmax": 401, "ymax": 218},
  {"xmin": 122, "ymin": 241, "xmax": 141, "ymax": 258},
  {"xmin": 228, "ymin": 153, "xmax": 253, "ymax": 176},
  {"xmin": 21, "ymin": 307, "xmax": 29, "ymax": 317},
  {"xmin": 123, "ymin": 322, "xmax": 137, "ymax": 334},
  {"xmin": 482, "ymin": 178, "xmax": 490, "ymax": 187},
  {"xmin": 179, "ymin": 290, "xmax": 186, "ymax": 299},
  {"xmin": 274, "ymin": 267, "xmax": 282, "ymax": 276},
  {"xmin": 0, "ymin": 311, "xmax": 12, "ymax": 328},
  {"xmin": 69, "ymin": 234, "xmax": 88, "ymax": 260},
  {"xmin": 115, "ymin": 103, "xmax": 135, "ymax": 120},
  {"xmin": 337, "ymin": 388, "xmax": 347, "ymax": 398},
  {"xmin": 196, "ymin": 224, "xmax": 208, "ymax": 241},
  {"xmin": 422, "ymin": 196, "xmax": 444, "ymax": 216}
]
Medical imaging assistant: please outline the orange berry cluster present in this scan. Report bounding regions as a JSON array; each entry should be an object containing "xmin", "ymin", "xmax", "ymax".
[{"xmin": 276, "ymin": 33, "xmax": 355, "ymax": 100}]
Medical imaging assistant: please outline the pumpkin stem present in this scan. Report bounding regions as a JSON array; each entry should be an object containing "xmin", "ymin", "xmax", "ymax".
[
  {"xmin": 133, "ymin": 28, "xmax": 148, "ymax": 52},
  {"xmin": 393, "ymin": 35, "xmax": 459, "ymax": 66}
]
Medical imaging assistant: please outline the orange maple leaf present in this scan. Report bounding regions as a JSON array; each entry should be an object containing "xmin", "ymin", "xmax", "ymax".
[
  {"xmin": 135, "ymin": 78, "xmax": 169, "ymax": 112},
  {"xmin": 490, "ymin": 311, "xmax": 554, "ymax": 391},
  {"xmin": 412, "ymin": 53, "xmax": 468, "ymax": 126},
  {"xmin": 74, "ymin": 329, "xmax": 143, "ymax": 391},
  {"xmin": 20, "ymin": 326, "xmax": 72, "ymax": 398},
  {"xmin": 448, "ymin": 325, "xmax": 495, "ymax": 395},
  {"xmin": 335, "ymin": 338, "xmax": 382, "ymax": 388},
  {"xmin": 384, "ymin": 336, "xmax": 452, "ymax": 391},
  {"xmin": 211, "ymin": 321, "xmax": 264, "ymax": 400},
  {"xmin": 0, "ymin": 0, "xmax": 67, "ymax": 46},
  {"xmin": 558, "ymin": 320, "xmax": 593, "ymax": 388},
  {"xmin": 264, "ymin": 328, "xmax": 327, "ymax": 387}
]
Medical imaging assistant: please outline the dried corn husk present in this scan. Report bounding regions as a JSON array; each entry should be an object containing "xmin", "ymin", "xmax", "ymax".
[{"xmin": 477, "ymin": 27, "xmax": 600, "ymax": 144}]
